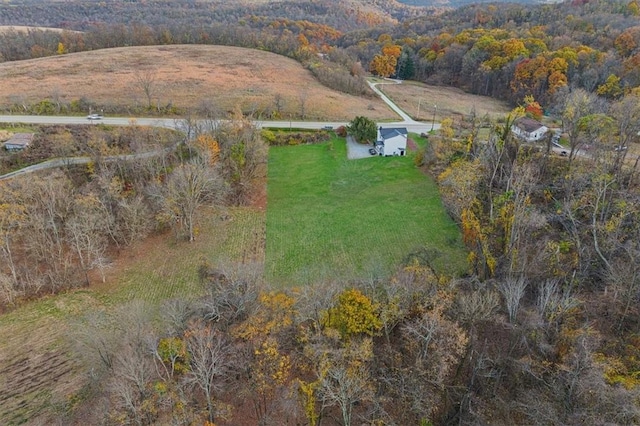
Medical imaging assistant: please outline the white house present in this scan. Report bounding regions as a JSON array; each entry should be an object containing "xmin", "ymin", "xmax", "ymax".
[
  {"xmin": 375, "ymin": 127, "xmax": 407, "ymax": 156},
  {"xmin": 511, "ymin": 117, "xmax": 549, "ymax": 142}
]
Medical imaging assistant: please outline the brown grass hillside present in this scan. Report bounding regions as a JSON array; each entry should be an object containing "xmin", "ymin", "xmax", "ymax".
[{"xmin": 0, "ymin": 44, "xmax": 395, "ymax": 120}]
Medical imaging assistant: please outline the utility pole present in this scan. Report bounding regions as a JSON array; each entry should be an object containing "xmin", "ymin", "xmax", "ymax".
[
  {"xmin": 417, "ymin": 98, "xmax": 422, "ymax": 120},
  {"xmin": 431, "ymin": 104, "xmax": 437, "ymax": 131}
]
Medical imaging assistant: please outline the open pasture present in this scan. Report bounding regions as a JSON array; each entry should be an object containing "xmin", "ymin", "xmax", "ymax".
[
  {"xmin": 0, "ymin": 44, "xmax": 394, "ymax": 121},
  {"xmin": 266, "ymin": 138, "xmax": 468, "ymax": 286}
]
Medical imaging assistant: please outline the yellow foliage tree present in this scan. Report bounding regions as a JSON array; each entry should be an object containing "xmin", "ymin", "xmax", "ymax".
[
  {"xmin": 381, "ymin": 44, "xmax": 402, "ymax": 59},
  {"xmin": 369, "ymin": 54, "xmax": 397, "ymax": 78},
  {"xmin": 251, "ymin": 337, "xmax": 291, "ymax": 419},
  {"xmin": 195, "ymin": 134, "xmax": 220, "ymax": 165},
  {"xmin": 322, "ymin": 289, "xmax": 382, "ymax": 339},
  {"xmin": 233, "ymin": 291, "xmax": 296, "ymax": 340}
]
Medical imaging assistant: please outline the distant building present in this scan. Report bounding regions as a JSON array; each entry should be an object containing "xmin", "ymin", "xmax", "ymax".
[
  {"xmin": 3, "ymin": 133, "xmax": 34, "ymax": 151},
  {"xmin": 511, "ymin": 117, "xmax": 549, "ymax": 142},
  {"xmin": 375, "ymin": 127, "xmax": 407, "ymax": 156}
]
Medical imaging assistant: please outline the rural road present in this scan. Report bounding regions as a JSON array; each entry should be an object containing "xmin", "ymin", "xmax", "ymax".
[
  {"xmin": 0, "ymin": 78, "xmax": 438, "ymax": 134},
  {"xmin": 0, "ymin": 82, "xmax": 439, "ymax": 179},
  {"xmin": 0, "ymin": 114, "xmax": 437, "ymax": 134}
]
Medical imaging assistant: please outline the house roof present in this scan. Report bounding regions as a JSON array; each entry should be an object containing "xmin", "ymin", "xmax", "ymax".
[
  {"xmin": 514, "ymin": 117, "xmax": 546, "ymax": 133},
  {"xmin": 3, "ymin": 133, "xmax": 34, "ymax": 148},
  {"xmin": 379, "ymin": 127, "xmax": 408, "ymax": 141}
]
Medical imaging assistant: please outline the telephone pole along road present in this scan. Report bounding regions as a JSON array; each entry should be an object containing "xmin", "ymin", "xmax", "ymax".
[
  {"xmin": 0, "ymin": 80, "xmax": 439, "ymax": 134},
  {"xmin": 0, "ymin": 80, "xmax": 440, "ymax": 179}
]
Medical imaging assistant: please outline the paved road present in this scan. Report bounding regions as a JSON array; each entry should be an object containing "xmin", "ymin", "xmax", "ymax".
[
  {"xmin": 0, "ymin": 78, "xmax": 438, "ymax": 133},
  {"xmin": 367, "ymin": 79, "xmax": 440, "ymax": 133},
  {"xmin": 0, "ymin": 81, "xmax": 438, "ymax": 179}
]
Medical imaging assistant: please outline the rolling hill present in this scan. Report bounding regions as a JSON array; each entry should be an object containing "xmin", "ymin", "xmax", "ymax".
[{"xmin": 0, "ymin": 44, "xmax": 394, "ymax": 120}]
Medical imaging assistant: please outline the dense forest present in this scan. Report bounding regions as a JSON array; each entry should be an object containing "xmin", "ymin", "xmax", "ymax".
[
  {"xmin": 0, "ymin": 0, "xmax": 638, "ymax": 110},
  {"xmin": 2, "ymin": 0, "xmax": 640, "ymax": 424}
]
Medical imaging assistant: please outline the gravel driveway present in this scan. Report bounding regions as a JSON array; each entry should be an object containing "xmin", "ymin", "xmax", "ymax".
[{"xmin": 346, "ymin": 135, "xmax": 375, "ymax": 159}]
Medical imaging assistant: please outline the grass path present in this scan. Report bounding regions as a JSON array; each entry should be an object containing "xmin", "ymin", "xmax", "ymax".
[{"xmin": 266, "ymin": 138, "xmax": 467, "ymax": 286}]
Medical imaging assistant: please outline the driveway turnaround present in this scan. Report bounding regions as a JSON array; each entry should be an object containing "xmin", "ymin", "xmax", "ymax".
[{"xmin": 346, "ymin": 135, "xmax": 375, "ymax": 160}]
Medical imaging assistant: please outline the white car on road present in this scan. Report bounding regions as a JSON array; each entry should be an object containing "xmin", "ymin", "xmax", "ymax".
[{"xmin": 86, "ymin": 113, "xmax": 103, "ymax": 120}]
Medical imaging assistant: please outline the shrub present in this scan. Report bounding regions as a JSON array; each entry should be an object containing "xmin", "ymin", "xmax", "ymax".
[{"xmin": 265, "ymin": 131, "xmax": 331, "ymax": 146}]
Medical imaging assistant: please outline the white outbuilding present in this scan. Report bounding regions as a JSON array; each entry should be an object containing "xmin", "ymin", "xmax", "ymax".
[
  {"xmin": 511, "ymin": 117, "xmax": 549, "ymax": 142},
  {"xmin": 375, "ymin": 127, "xmax": 407, "ymax": 156}
]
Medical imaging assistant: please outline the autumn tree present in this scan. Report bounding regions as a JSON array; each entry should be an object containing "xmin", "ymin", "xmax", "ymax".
[
  {"xmin": 369, "ymin": 54, "xmax": 397, "ymax": 78},
  {"xmin": 232, "ymin": 291, "xmax": 296, "ymax": 422},
  {"xmin": 212, "ymin": 114, "xmax": 268, "ymax": 205},
  {"xmin": 523, "ymin": 94, "xmax": 543, "ymax": 120},
  {"xmin": 596, "ymin": 74, "xmax": 623, "ymax": 99},
  {"xmin": 321, "ymin": 288, "xmax": 382, "ymax": 339}
]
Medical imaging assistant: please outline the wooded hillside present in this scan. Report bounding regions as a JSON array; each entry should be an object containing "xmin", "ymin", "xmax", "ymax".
[{"xmin": 1, "ymin": 0, "xmax": 640, "ymax": 424}]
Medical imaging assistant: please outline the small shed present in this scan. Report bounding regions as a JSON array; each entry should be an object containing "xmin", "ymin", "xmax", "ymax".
[
  {"xmin": 3, "ymin": 133, "xmax": 34, "ymax": 151},
  {"xmin": 376, "ymin": 127, "xmax": 407, "ymax": 156},
  {"xmin": 511, "ymin": 118, "xmax": 548, "ymax": 142}
]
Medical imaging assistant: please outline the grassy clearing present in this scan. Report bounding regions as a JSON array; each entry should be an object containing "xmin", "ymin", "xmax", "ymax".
[
  {"xmin": 379, "ymin": 80, "xmax": 512, "ymax": 122},
  {"xmin": 266, "ymin": 138, "xmax": 467, "ymax": 286},
  {"xmin": 0, "ymin": 206, "xmax": 265, "ymax": 424}
]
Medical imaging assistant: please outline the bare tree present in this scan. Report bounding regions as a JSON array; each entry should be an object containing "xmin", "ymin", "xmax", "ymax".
[
  {"xmin": 455, "ymin": 285, "xmax": 500, "ymax": 327},
  {"xmin": 134, "ymin": 69, "xmax": 158, "ymax": 109},
  {"xmin": 0, "ymin": 183, "xmax": 25, "ymax": 300},
  {"xmin": 298, "ymin": 89, "xmax": 309, "ymax": 119},
  {"xmin": 316, "ymin": 340, "xmax": 375, "ymax": 426},
  {"xmin": 610, "ymin": 92, "xmax": 640, "ymax": 179},
  {"xmin": 559, "ymin": 89, "xmax": 600, "ymax": 163},
  {"xmin": 198, "ymin": 260, "xmax": 262, "ymax": 327},
  {"xmin": 184, "ymin": 321, "xmax": 231, "ymax": 424},
  {"xmin": 273, "ymin": 93, "xmax": 285, "ymax": 118},
  {"xmin": 499, "ymin": 275, "xmax": 527, "ymax": 323},
  {"xmin": 65, "ymin": 193, "xmax": 111, "ymax": 284},
  {"xmin": 153, "ymin": 160, "xmax": 226, "ymax": 242},
  {"xmin": 21, "ymin": 173, "xmax": 75, "ymax": 291}
]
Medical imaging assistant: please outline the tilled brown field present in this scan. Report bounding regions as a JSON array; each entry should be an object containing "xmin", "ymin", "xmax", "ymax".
[
  {"xmin": 0, "ymin": 44, "xmax": 395, "ymax": 121},
  {"xmin": 0, "ymin": 310, "xmax": 83, "ymax": 425}
]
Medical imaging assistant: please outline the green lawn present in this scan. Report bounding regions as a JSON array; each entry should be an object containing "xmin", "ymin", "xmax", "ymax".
[{"xmin": 266, "ymin": 138, "xmax": 468, "ymax": 286}]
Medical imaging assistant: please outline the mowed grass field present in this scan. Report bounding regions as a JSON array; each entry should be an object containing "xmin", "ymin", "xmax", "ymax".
[
  {"xmin": 0, "ymin": 207, "xmax": 264, "ymax": 425},
  {"xmin": 266, "ymin": 138, "xmax": 468, "ymax": 286}
]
